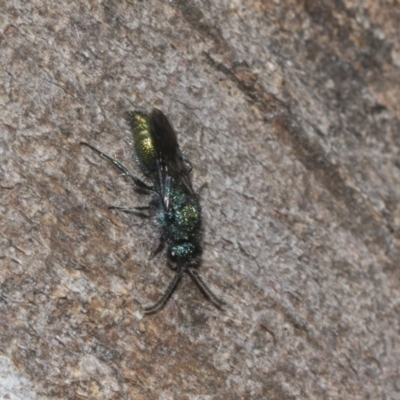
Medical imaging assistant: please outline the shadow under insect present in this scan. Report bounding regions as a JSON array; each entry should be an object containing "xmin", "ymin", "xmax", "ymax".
[{"xmin": 81, "ymin": 109, "xmax": 223, "ymax": 313}]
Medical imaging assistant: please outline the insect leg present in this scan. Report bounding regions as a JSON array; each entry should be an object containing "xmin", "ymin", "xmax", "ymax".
[
  {"xmin": 133, "ymin": 206, "xmax": 152, "ymax": 211},
  {"xmin": 80, "ymin": 142, "xmax": 153, "ymax": 191},
  {"xmin": 143, "ymin": 269, "xmax": 184, "ymax": 314},
  {"xmin": 186, "ymin": 268, "xmax": 224, "ymax": 309},
  {"xmin": 108, "ymin": 206, "xmax": 151, "ymax": 218},
  {"xmin": 149, "ymin": 237, "xmax": 165, "ymax": 260}
]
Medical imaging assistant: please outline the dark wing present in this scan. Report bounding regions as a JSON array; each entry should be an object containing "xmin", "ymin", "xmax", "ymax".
[{"xmin": 149, "ymin": 109, "xmax": 194, "ymax": 210}]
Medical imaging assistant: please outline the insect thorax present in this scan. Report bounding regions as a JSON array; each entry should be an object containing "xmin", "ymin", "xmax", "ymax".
[{"xmin": 155, "ymin": 184, "xmax": 201, "ymax": 239}]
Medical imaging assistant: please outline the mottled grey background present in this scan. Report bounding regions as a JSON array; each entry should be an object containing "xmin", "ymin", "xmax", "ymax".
[{"xmin": 1, "ymin": 0, "xmax": 400, "ymax": 399}]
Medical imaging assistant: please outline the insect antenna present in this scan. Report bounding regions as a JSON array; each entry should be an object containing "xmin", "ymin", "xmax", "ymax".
[
  {"xmin": 186, "ymin": 268, "xmax": 224, "ymax": 310},
  {"xmin": 143, "ymin": 269, "xmax": 184, "ymax": 314}
]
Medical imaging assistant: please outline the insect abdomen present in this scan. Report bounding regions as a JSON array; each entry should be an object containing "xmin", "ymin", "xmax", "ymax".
[{"xmin": 131, "ymin": 111, "xmax": 156, "ymax": 173}]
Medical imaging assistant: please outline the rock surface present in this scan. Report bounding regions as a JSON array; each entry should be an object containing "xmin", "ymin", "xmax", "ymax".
[{"xmin": 1, "ymin": 1, "xmax": 400, "ymax": 399}]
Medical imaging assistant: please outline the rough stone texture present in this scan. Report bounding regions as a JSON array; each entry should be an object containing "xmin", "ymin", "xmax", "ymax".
[{"xmin": 1, "ymin": 0, "xmax": 400, "ymax": 399}]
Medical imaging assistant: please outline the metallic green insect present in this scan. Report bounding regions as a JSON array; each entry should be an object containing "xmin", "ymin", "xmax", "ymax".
[{"xmin": 81, "ymin": 109, "xmax": 223, "ymax": 313}]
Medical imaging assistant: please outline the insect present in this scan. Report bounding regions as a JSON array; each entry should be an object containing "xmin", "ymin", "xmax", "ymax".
[{"xmin": 81, "ymin": 109, "xmax": 223, "ymax": 313}]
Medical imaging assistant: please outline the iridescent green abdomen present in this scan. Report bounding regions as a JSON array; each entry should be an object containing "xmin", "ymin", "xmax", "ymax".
[{"xmin": 131, "ymin": 112, "xmax": 156, "ymax": 173}]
